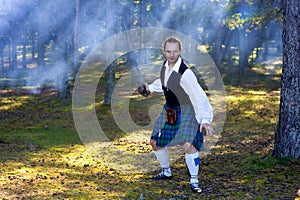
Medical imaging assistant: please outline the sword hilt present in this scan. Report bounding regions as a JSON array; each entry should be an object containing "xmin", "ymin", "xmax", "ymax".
[{"xmin": 138, "ymin": 84, "xmax": 150, "ymax": 97}]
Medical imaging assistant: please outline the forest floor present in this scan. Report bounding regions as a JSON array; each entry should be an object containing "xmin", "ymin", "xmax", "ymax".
[{"xmin": 0, "ymin": 64, "xmax": 299, "ymax": 200}]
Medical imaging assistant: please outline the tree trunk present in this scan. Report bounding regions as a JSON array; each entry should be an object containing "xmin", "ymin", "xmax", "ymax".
[
  {"xmin": 37, "ymin": 32, "xmax": 46, "ymax": 67},
  {"xmin": 22, "ymin": 36, "xmax": 27, "ymax": 68},
  {"xmin": 58, "ymin": 73, "xmax": 71, "ymax": 99},
  {"xmin": 11, "ymin": 38, "xmax": 17, "ymax": 69},
  {"xmin": 0, "ymin": 36, "xmax": 4, "ymax": 71},
  {"xmin": 104, "ymin": 63, "xmax": 116, "ymax": 105},
  {"xmin": 213, "ymin": 25, "xmax": 225, "ymax": 73},
  {"xmin": 104, "ymin": 0, "xmax": 115, "ymax": 105},
  {"xmin": 0, "ymin": 50, "xmax": 3, "ymax": 71},
  {"xmin": 57, "ymin": 44, "xmax": 71, "ymax": 99},
  {"xmin": 31, "ymin": 33, "xmax": 35, "ymax": 61},
  {"xmin": 238, "ymin": 29, "xmax": 248, "ymax": 75},
  {"xmin": 273, "ymin": 0, "xmax": 300, "ymax": 159},
  {"xmin": 73, "ymin": 0, "xmax": 80, "ymax": 76},
  {"xmin": 73, "ymin": 0, "xmax": 81, "ymax": 100}
]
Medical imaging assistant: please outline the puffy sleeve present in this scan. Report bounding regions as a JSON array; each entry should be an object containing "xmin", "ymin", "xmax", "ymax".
[
  {"xmin": 148, "ymin": 78, "xmax": 164, "ymax": 93},
  {"xmin": 180, "ymin": 69, "xmax": 213, "ymax": 124}
]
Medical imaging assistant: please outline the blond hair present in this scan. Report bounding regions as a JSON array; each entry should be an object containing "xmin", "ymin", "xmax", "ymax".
[{"xmin": 163, "ymin": 36, "xmax": 182, "ymax": 51}]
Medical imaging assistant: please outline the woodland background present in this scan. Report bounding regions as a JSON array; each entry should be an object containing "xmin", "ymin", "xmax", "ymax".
[{"xmin": 0, "ymin": 0, "xmax": 299, "ymax": 199}]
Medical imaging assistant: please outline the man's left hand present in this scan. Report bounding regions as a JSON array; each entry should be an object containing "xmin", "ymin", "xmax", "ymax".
[{"xmin": 200, "ymin": 123, "xmax": 214, "ymax": 136}]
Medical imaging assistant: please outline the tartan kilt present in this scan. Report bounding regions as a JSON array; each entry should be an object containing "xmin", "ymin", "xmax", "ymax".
[{"xmin": 151, "ymin": 104, "xmax": 204, "ymax": 151}]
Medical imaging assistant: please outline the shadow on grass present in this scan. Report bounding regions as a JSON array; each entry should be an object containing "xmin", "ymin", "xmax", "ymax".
[
  {"xmin": 222, "ymin": 65, "xmax": 281, "ymax": 92},
  {"xmin": 1, "ymin": 63, "xmax": 300, "ymax": 199}
]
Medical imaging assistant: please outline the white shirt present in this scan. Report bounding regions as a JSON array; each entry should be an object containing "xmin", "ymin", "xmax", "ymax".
[{"xmin": 149, "ymin": 57, "xmax": 213, "ymax": 124}]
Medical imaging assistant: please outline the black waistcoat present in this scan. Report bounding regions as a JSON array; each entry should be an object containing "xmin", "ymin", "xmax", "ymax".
[{"xmin": 160, "ymin": 60, "xmax": 192, "ymax": 107}]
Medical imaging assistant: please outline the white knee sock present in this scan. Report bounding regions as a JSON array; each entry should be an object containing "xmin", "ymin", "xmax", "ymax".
[
  {"xmin": 154, "ymin": 148, "xmax": 171, "ymax": 175},
  {"xmin": 185, "ymin": 151, "xmax": 200, "ymax": 184}
]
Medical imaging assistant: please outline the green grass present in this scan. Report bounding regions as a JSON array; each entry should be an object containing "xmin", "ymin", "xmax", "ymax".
[
  {"xmin": 0, "ymin": 65, "xmax": 299, "ymax": 199},
  {"xmin": 0, "ymin": 128, "xmax": 80, "ymax": 151}
]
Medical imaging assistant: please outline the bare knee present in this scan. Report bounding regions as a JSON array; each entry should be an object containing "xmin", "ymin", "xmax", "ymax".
[
  {"xmin": 150, "ymin": 139, "xmax": 156, "ymax": 148},
  {"xmin": 150, "ymin": 139, "xmax": 161, "ymax": 151},
  {"xmin": 183, "ymin": 142, "xmax": 197, "ymax": 154},
  {"xmin": 150, "ymin": 140, "xmax": 157, "ymax": 150}
]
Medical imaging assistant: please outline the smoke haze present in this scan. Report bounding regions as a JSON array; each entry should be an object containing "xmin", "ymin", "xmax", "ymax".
[{"xmin": 0, "ymin": 0, "xmax": 282, "ymax": 94}]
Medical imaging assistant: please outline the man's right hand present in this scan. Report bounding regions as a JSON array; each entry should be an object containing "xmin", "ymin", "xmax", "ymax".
[{"xmin": 138, "ymin": 83, "xmax": 150, "ymax": 97}]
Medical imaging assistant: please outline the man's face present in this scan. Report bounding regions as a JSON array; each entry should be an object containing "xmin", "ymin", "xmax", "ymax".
[{"xmin": 163, "ymin": 42, "xmax": 181, "ymax": 66}]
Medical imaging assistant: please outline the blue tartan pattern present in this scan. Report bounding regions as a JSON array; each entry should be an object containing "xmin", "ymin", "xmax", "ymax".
[{"xmin": 151, "ymin": 104, "xmax": 204, "ymax": 151}]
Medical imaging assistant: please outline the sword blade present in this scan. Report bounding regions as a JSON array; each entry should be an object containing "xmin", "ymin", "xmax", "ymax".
[{"xmin": 123, "ymin": 21, "xmax": 144, "ymax": 83}]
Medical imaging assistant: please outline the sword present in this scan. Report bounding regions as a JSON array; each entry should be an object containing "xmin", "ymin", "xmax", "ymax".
[
  {"xmin": 122, "ymin": 21, "xmax": 144, "ymax": 83},
  {"xmin": 122, "ymin": 21, "xmax": 149, "ymax": 97}
]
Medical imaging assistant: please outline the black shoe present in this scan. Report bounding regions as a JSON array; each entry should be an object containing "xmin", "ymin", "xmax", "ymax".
[
  {"xmin": 190, "ymin": 183, "xmax": 202, "ymax": 193},
  {"xmin": 152, "ymin": 168, "xmax": 172, "ymax": 180}
]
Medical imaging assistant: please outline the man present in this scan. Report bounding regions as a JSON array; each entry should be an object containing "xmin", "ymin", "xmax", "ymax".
[{"xmin": 138, "ymin": 36, "xmax": 214, "ymax": 193}]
